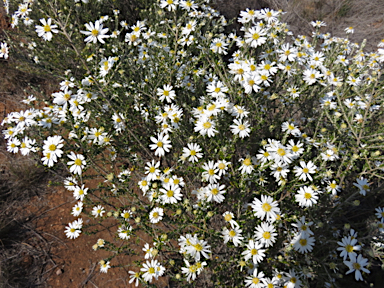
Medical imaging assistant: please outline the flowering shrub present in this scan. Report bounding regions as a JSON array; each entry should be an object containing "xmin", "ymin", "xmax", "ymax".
[{"xmin": 3, "ymin": 0, "xmax": 384, "ymax": 287}]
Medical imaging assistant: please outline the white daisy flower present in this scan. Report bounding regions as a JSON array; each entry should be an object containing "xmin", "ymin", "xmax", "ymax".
[
  {"xmin": 254, "ymin": 222, "xmax": 277, "ymax": 247},
  {"xmin": 145, "ymin": 160, "xmax": 161, "ymax": 181},
  {"xmin": 244, "ymin": 26, "xmax": 267, "ymax": 48},
  {"xmin": 157, "ymin": 84, "xmax": 176, "ymax": 103},
  {"xmin": 337, "ymin": 236, "xmax": 361, "ymax": 260},
  {"xmin": 201, "ymin": 161, "xmax": 220, "ymax": 183},
  {"xmin": 92, "ymin": 205, "xmax": 105, "ymax": 217},
  {"xmin": 81, "ymin": 20, "xmax": 109, "ymax": 44},
  {"xmin": 35, "ymin": 18, "xmax": 58, "ymax": 41},
  {"xmin": 67, "ymin": 152, "xmax": 86, "ymax": 175},
  {"xmin": 71, "ymin": 201, "xmax": 83, "ymax": 217},
  {"xmin": 343, "ymin": 254, "xmax": 370, "ymax": 281},
  {"xmin": 295, "ymin": 186, "xmax": 319, "ymax": 207},
  {"xmin": 252, "ymin": 195, "xmax": 280, "ymax": 223},
  {"xmin": 159, "ymin": 182, "xmax": 183, "ymax": 204},
  {"xmin": 238, "ymin": 157, "xmax": 255, "ymax": 174},
  {"xmin": 182, "ymin": 143, "xmax": 203, "ymax": 163},
  {"xmin": 292, "ymin": 233, "xmax": 315, "ymax": 253},
  {"xmin": 230, "ymin": 119, "xmax": 251, "ymax": 138},
  {"xmin": 149, "ymin": 207, "xmax": 164, "ymax": 224},
  {"xmin": 222, "ymin": 226, "xmax": 244, "ymax": 247},
  {"xmin": 194, "ymin": 116, "xmax": 218, "ymax": 138},
  {"xmin": 293, "ymin": 161, "xmax": 317, "ymax": 181},
  {"xmin": 149, "ymin": 133, "xmax": 172, "ymax": 157},
  {"xmin": 118, "ymin": 225, "xmax": 132, "ymax": 240},
  {"xmin": 242, "ymin": 239, "xmax": 266, "ymax": 264},
  {"xmin": 65, "ymin": 220, "xmax": 82, "ymax": 239},
  {"xmin": 244, "ymin": 268, "xmax": 265, "ymax": 288},
  {"xmin": 99, "ymin": 260, "xmax": 111, "ymax": 273},
  {"xmin": 205, "ymin": 183, "xmax": 226, "ymax": 203}
]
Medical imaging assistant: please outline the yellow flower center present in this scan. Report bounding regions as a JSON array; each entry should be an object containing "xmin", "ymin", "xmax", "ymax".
[
  {"xmin": 277, "ymin": 148, "xmax": 286, "ymax": 156},
  {"xmin": 203, "ymin": 122, "xmax": 212, "ymax": 129},
  {"xmin": 352, "ymin": 262, "xmax": 361, "ymax": 270},
  {"xmin": 345, "ymin": 244, "xmax": 354, "ymax": 253},
  {"xmin": 302, "ymin": 168, "xmax": 309, "ymax": 174},
  {"xmin": 208, "ymin": 104, "xmax": 216, "ymax": 111},
  {"xmin": 252, "ymin": 277, "xmax": 259, "ymax": 284},
  {"xmin": 194, "ymin": 243, "xmax": 203, "ymax": 251},
  {"xmin": 251, "ymin": 248, "xmax": 258, "ymax": 255},
  {"xmin": 229, "ymin": 230, "xmax": 236, "ymax": 237},
  {"xmin": 252, "ymin": 33, "xmax": 260, "ymax": 40},
  {"xmin": 304, "ymin": 192, "xmax": 312, "ymax": 199},
  {"xmin": 263, "ymin": 231, "xmax": 271, "ymax": 239},
  {"xmin": 91, "ymin": 29, "xmax": 99, "ymax": 37},
  {"xmin": 44, "ymin": 24, "xmax": 51, "ymax": 32},
  {"xmin": 74, "ymin": 158, "xmax": 82, "ymax": 166},
  {"xmin": 211, "ymin": 188, "xmax": 219, "ymax": 195},
  {"xmin": 167, "ymin": 190, "xmax": 174, "ymax": 197},
  {"xmin": 243, "ymin": 158, "xmax": 251, "ymax": 166},
  {"xmin": 148, "ymin": 267, "xmax": 155, "ymax": 274},
  {"xmin": 299, "ymin": 239, "xmax": 307, "ymax": 246},
  {"xmin": 262, "ymin": 203, "xmax": 272, "ymax": 212}
]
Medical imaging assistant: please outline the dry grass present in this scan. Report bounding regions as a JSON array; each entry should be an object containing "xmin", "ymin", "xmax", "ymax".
[
  {"xmin": 0, "ymin": 154, "xmax": 59, "ymax": 287},
  {"xmin": 264, "ymin": 0, "xmax": 384, "ymax": 50},
  {"xmin": 212, "ymin": 0, "xmax": 384, "ymax": 51}
]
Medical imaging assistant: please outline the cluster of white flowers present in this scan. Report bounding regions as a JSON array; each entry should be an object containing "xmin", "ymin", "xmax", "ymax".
[{"xmin": 4, "ymin": 0, "xmax": 384, "ymax": 286}]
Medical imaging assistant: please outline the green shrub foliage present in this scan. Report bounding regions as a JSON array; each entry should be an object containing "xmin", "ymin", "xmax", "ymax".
[{"xmin": 3, "ymin": 0, "xmax": 384, "ymax": 287}]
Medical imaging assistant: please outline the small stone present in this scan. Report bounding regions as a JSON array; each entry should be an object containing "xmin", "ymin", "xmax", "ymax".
[{"xmin": 56, "ymin": 268, "xmax": 63, "ymax": 275}]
